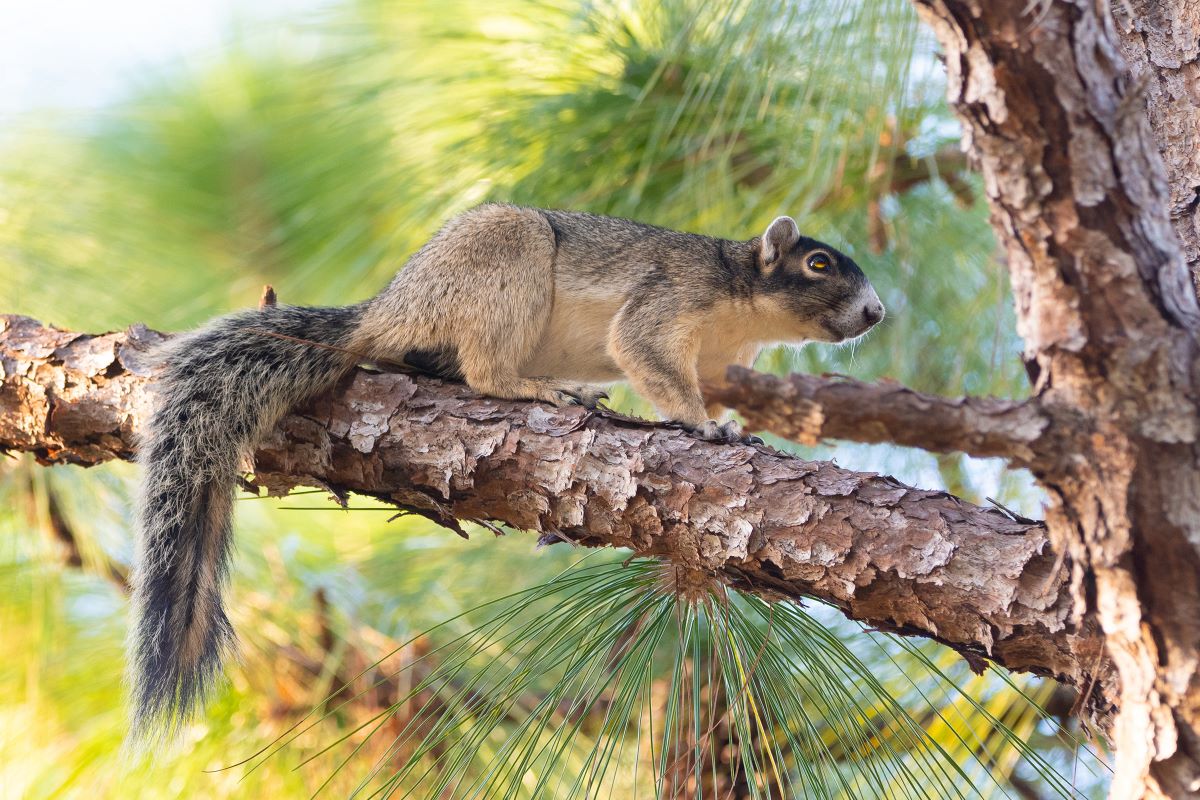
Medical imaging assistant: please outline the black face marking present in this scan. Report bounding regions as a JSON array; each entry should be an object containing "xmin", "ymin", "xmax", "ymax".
[{"xmin": 760, "ymin": 235, "xmax": 875, "ymax": 339}]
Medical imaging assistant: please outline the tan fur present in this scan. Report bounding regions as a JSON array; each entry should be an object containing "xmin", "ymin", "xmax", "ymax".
[
  {"xmin": 695, "ymin": 298, "xmax": 778, "ymax": 419},
  {"xmin": 695, "ymin": 296, "xmax": 816, "ymax": 383},
  {"xmin": 348, "ymin": 204, "xmax": 883, "ymax": 437},
  {"xmin": 522, "ymin": 286, "xmax": 625, "ymax": 381},
  {"xmin": 610, "ymin": 304, "xmax": 707, "ymax": 423}
]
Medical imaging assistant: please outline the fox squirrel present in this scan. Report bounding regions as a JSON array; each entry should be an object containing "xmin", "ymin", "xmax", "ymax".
[{"xmin": 128, "ymin": 204, "xmax": 884, "ymax": 741}]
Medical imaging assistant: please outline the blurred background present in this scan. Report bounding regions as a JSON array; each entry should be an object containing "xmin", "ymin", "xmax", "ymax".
[{"xmin": 1, "ymin": 0, "xmax": 1108, "ymax": 797}]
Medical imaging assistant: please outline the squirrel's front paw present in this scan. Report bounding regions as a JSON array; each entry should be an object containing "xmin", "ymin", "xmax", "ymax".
[
  {"xmin": 691, "ymin": 419, "xmax": 743, "ymax": 443},
  {"xmin": 688, "ymin": 419, "xmax": 763, "ymax": 445},
  {"xmin": 549, "ymin": 385, "xmax": 609, "ymax": 409}
]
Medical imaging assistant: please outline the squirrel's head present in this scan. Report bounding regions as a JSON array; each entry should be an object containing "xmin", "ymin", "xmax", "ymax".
[{"xmin": 755, "ymin": 215, "xmax": 884, "ymax": 343}]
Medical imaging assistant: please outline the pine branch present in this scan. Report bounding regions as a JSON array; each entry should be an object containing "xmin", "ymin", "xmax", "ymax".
[
  {"xmin": 0, "ymin": 314, "xmax": 1111, "ymax": 720},
  {"xmin": 706, "ymin": 367, "xmax": 1083, "ymax": 469}
]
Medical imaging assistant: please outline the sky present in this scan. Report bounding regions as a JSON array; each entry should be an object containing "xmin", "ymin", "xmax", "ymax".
[{"xmin": 0, "ymin": 0, "xmax": 325, "ymax": 118}]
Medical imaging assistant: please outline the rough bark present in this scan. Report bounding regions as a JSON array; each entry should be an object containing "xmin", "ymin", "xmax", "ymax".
[
  {"xmin": 911, "ymin": 2, "xmax": 1200, "ymax": 796},
  {"xmin": 1111, "ymin": 0, "xmax": 1200, "ymax": 293},
  {"xmin": 0, "ymin": 313, "xmax": 1110, "ymax": 712},
  {"xmin": 705, "ymin": 367, "xmax": 1079, "ymax": 467}
]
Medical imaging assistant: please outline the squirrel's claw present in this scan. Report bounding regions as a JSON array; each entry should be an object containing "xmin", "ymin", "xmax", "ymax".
[
  {"xmin": 552, "ymin": 386, "xmax": 608, "ymax": 410},
  {"xmin": 690, "ymin": 419, "xmax": 744, "ymax": 443},
  {"xmin": 688, "ymin": 420, "xmax": 760, "ymax": 445}
]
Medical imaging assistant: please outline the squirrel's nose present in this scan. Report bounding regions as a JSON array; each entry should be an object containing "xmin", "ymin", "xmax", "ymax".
[{"xmin": 862, "ymin": 300, "xmax": 885, "ymax": 327}]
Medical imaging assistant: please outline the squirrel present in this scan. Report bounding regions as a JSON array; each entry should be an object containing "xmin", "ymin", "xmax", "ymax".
[{"xmin": 128, "ymin": 203, "xmax": 884, "ymax": 742}]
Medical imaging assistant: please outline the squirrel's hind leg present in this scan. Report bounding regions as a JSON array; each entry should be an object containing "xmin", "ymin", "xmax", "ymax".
[{"xmin": 439, "ymin": 209, "xmax": 599, "ymax": 408}]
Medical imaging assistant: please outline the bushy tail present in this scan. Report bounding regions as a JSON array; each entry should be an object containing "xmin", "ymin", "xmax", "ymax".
[{"xmin": 128, "ymin": 303, "xmax": 363, "ymax": 744}]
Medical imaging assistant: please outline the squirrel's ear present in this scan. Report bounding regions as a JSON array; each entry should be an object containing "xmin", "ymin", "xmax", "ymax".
[{"xmin": 760, "ymin": 216, "xmax": 800, "ymax": 269}]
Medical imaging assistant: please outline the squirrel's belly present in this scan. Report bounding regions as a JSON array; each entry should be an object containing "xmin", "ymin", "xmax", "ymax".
[{"xmin": 521, "ymin": 292, "xmax": 623, "ymax": 382}]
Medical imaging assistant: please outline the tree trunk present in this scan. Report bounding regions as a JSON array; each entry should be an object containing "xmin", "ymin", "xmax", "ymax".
[
  {"xmin": 1111, "ymin": 0, "xmax": 1200, "ymax": 292},
  {"xmin": 910, "ymin": 2, "xmax": 1200, "ymax": 796}
]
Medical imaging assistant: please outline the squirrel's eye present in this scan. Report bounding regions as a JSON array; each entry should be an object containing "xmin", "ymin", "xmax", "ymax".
[{"xmin": 807, "ymin": 253, "xmax": 831, "ymax": 271}]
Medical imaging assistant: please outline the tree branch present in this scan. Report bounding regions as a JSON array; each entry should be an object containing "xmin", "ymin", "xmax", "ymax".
[
  {"xmin": 706, "ymin": 367, "xmax": 1082, "ymax": 468},
  {"xmin": 0, "ymin": 313, "xmax": 1112, "ymax": 718}
]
